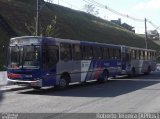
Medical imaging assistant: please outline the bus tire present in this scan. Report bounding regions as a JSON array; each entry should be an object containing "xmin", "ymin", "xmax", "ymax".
[
  {"xmin": 58, "ymin": 75, "xmax": 69, "ymax": 89},
  {"xmin": 97, "ymin": 70, "xmax": 109, "ymax": 83},
  {"xmin": 103, "ymin": 70, "xmax": 109, "ymax": 82}
]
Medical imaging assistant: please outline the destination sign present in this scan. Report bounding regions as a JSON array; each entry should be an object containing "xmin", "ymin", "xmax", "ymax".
[{"xmin": 10, "ymin": 38, "xmax": 41, "ymax": 45}]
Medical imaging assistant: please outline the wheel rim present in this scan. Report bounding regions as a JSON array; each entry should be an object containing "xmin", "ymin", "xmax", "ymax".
[
  {"xmin": 103, "ymin": 71, "xmax": 108, "ymax": 81},
  {"xmin": 59, "ymin": 78, "xmax": 67, "ymax": 88},
  {"xmin": 104, "ymin": 75, "xmax": 108, "ymax": 81}
]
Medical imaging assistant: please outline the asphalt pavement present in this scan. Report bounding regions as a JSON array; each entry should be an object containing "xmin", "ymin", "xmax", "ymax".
[{"xmin": 0, "ymin": 71, "xmax": 160, "ymax": 113}]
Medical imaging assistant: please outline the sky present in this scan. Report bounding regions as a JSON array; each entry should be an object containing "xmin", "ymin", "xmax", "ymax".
[{"xmin": 45, "ymin": 0, "xmax": 160, "ymax": 34}]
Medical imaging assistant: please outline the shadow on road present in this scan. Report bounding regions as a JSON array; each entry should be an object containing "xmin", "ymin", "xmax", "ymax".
[{"xmin": 18, "ymin": 72, "xmax": 160, "ymax": 98}]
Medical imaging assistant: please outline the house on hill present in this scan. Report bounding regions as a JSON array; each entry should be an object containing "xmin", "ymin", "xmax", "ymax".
[
  {"xmin": 111, "ymin": 18, "xmax": 135, "ymax": 33},
  {"xmin": 111, "ymin": 18, "xmax": 121, "ymax": 26},
  {"xmin": 121, "ymin": 23, "xmax": 135, "ymax": 33}
]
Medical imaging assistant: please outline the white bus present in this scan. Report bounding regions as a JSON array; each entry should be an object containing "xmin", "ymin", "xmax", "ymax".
[{"xmin": 121, "ymin": 46, "xmax": 157, "ymax": 76}]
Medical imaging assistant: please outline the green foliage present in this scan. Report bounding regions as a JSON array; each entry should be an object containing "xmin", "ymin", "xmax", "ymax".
[
  {"xmin": 43, "ymin": 16, "xmax": 59, "ymax": 37},
  {"xmin": 25, "ymin": 16, "xmax": 58, "ymax": 37},
  {"xmin": 25, "ymin": 17, "xmax": 37, "ymax": 36}
]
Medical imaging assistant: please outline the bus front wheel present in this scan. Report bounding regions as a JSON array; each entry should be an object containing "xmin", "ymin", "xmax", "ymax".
[{"xmin": 58, "ymin": 76, "xmax": 69, "ymax": 89}]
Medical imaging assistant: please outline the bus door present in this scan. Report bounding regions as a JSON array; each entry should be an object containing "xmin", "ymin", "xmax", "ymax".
[
  {"xmin": 121, "ymin": 47, "xmax": 131, "ymax": 70},
  {"xmin": 42, "ymin": 45, "xmax": 59, "ymax": 86}
]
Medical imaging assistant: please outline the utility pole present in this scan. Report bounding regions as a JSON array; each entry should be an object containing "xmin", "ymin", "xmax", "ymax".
[
  {"xmin": 156, "ymin": 26, "xmax": 160, "ymax": 40},
  {"xmin": 145, "ymin": 18, "xmax": 148, "ymax": 49},
  {"xmin": 36, "ymin": 0, "xmax": 39, "ymax": 36}
]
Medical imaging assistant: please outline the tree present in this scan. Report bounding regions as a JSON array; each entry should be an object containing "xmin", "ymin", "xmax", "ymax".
[
  {"xmin": 43, "ymin": 16, "xmax": 59, "ymax": 37},
  {"xmin": 25, "ymin": 16, "xmax": 59, "ymax": 37},
  {"xmin": 84, "ymin": 4, "xmax": 99, "ymax": 16},
  {"xmin": 25, "ymin": 17, "xmax": 37, "ymax": 36}
]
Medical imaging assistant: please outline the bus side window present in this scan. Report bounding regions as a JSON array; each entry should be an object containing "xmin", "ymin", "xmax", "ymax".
[
  {"xmin": 118, "ymin": 49, "xmax": 121, "ymax": 59},
  {"xmin": 152, "ymin": 52, "xmax": 154, "ymax": 60},
  {"xmin": 97, "ymin": 47, "xmax": 102, "ymax": 59},
  {"xmin": 106, "ymin": 48, "xmax": 110, "ymax": 59},
  {"xmin": 115, "ymin": 48, "xmax": 121, "ymax": 59},
  {"xmin": 100, "ymin": 47, "xmax": 104, "ymax": 59},
  {"xmin": 43, "ymin": 45, "xmax": 59, "ymax": 70},
  {"xmin": 60, "ymin": 43, "xmax": 72, "ymax": 61},
  {"xmin": 103, "ymin": 48, "xmax": 107, "ymax": 59},
  {"xmin": 73, "ymin": 44, "xmax": 81, "ymax": 60},
  {"xmin": 136, "ymin": 50, "xmax": 139, "ymax": 60},
  {"xmin": 132, "ymin": 50, "xmax": 135, "ymax": 60},
  {"xmin": 109, "ymin": 48, "xmax": 113, "ymax": 59},
  {"xmin": 81, "ymin": 45, "xmax": 87, "ymax": 60},
  {"xmin": 86, "ymin": 46, "xmax": 93, "ymax": 60},
  {"xmin": 93, "ymin": 46, "xmax": 102, "ymax": 59},
  {"xmin": 113, "ymin": 48, "xmax": 115, "ymax": 59},
  {"xmin": 145, "ymin": 51, "xmax": 147, "ymax": 60}
]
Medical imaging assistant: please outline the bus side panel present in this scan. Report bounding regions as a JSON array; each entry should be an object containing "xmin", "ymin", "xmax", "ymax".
[
  {"xmin": 56, "ymin": 61, "xmax": 81, "ymax": 84},
  {"xmin": 130, "ymin": 60, "xmax": 142, "ymax": 74},
  {"xmin": 81, "ymin": 60, "xmax": 107, "ymax": 82},
  {"xmin": 151, "ymin": 61, "xmax": 157, "ymax": 71},
  {"xmin": 42, "ymin": 74, "xmax": 57, "ymax": 87},
  {"xmin": 131, "ymin": 60, "xmax": 156, "ymax": 74},
  {"xmin": 141, "ymin": 60, "xmax": 150, "ymax": 73},
  {"xmin": 41, "ymin": 67, "xmax": 57, "ymax": 87},
  {"xmin": 108, "ymin": 59, "xmax": 122, "ymax": 76},
  {"xmin": 81, "ymin": 60, "xmax": 92, "ymax": 82},
  {"xmin": 84, "ymin": 59, "xmax": 122, "ymax": 81}
]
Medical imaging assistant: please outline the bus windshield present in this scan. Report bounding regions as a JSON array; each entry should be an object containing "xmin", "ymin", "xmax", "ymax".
[{"xmin": 8, "ymin": 46, "xmax": 40, "ymax": 69}]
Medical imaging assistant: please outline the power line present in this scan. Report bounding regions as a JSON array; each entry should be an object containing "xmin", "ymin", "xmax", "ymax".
[
  {"xmin": 83, "ymin": 0, "xmax": 160, "ymax": 32},
  {"xmin": 147, "ymin": 20, "xmax": 158, "ymax": 29},
  {"xmin": 83, "ymin": 0, "xmax": 144, "ymax": 22},
  {"xmin": 46, "ymin": 0, "xmax": 159, "ymax": 32}
]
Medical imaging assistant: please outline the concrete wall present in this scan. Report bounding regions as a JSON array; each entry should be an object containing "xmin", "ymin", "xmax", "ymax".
[{"xmin": 0, "ymin": 71, "xmax": 7, "ymax": 85}]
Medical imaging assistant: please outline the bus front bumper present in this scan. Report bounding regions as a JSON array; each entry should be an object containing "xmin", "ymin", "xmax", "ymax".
[{"xmin": 7, "ymin": 78, "xmax": 42, "ymax": 87}]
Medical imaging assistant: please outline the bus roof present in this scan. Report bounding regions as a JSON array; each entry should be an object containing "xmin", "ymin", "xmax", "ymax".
[
  {"xmin": 126, "ymin": 46, "xmax": 156, "ymax": 52},
  {"xmin": 10, "ymin": 36, "xmax": 156, "ymax": 51}
]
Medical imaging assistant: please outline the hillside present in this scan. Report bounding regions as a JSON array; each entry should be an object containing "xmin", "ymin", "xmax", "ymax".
[{"xmin": 0, "ymin": 0, "xmax": 160, "ymax": 70}]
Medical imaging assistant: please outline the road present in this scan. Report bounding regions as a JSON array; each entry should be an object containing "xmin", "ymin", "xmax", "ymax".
[{"xmin": 0, "ymin": 71, "xmax": 160, "ymax": 118}]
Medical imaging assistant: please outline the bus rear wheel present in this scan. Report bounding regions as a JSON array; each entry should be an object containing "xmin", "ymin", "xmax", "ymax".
[
  {"xmin": 97, "ymin": 70, "xmax": 109, "ymax": 83},
  {"xmin": 144, "ymin": 66, "xmax": 151, "ymax": 75}
]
